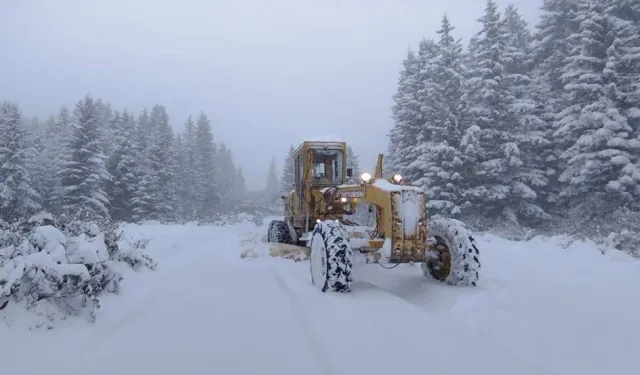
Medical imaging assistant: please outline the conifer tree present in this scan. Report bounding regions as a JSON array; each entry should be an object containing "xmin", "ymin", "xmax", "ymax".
[
  {"xmin": 193, "ymin": 112, "xmax": 219, "ymax": 218},
  {"xmin": 181, "ymin": 116, "xmax": 198, "ymax": 219},
  {"xmin": 235, "ymin": 166, "xmax": 246, "ymax": 196},
  {"xmin": 148, "ymin": 104, "xmax": 177, "ymax": 219},
  {"xmin": 553, "ymin": 0, "xmax": 640, "ymax": 211},
  {"xmin": 413, "ymin": 15, "xmax": 467, "ymax": 216},
  {"xmin": 105, "ymin": 110, "xmax": 140, "ymax": 221},
  {"xmin": 266, "ymin": 157, "xmax": 280, "ymax": 200},
  {"xmin": 216, "ymin": 142, "xmax": 238, "ymax": 210},
  {"xmin": 0, "ymin": 102, "xmax": 42, "ymax": 221},
  {"xmin": 58, "ymin": 95, "xmax": 111, "ymax": 219},
  {"xmin": 460, "ymin": 0, "xmax": 547, "ymax": 225},
  {"xmin": 388, "ymin": 48, "xmax": 422, "ymax": 179}
]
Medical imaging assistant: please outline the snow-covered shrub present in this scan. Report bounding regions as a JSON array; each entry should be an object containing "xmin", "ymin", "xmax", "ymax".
[
  {"xmin": 0, "ymin": 213, "xmax": 156, "ymax": 324},
  {"xmin": 551, "ymin": 198, "xmax": 640, "ymax": 258},
  {"xmin": 606, "ymin": 231, "xmax": 640, "ymax": 258}
]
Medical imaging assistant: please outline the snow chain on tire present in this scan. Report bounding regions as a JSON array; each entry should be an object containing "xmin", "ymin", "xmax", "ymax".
[
  {"xmin": 422, "ymin": 217, "xmax": 481, "ymax": 287},
  {"xmin": 310, "ymin": 220, "xmax": 353, "ymax": 292},
  {"xmin": 268, "ymin": 220, "xmax": 293, "ymax": 244}
]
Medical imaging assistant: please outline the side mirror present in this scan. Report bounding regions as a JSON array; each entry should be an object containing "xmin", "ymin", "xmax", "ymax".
[{"xmin": 347, "ymin": 168, "xmax": 353, "ymax": 177}]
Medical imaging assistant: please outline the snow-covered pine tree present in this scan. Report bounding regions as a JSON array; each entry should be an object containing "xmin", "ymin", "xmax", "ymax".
[
  {"xmin": 216, "ymin": 142, "xmax": 238, "ymax": 211},
  {"xmin": 265, "ymin": 157, "xmax": 280, "ymax": 200},
  {"xmin": 193, "ymin": 112, "xmax": 220, "ymax": 219},
  {"xmin": 458, "ymin": 0, "xmax": 511, "ymax": 224},
  {"xmin": 105, "ymin": 110, "xmax": 140, "ymax": 221},
  {"xmin": 96, "ymin": 99, "xmax": 116, "ymax": 160},
  {"xmin": 605, "ymin": 0, "xmax": 640, "ymax": 143},
  {"xmin": 502, "ymin": 5, "xmax": 552, "ymax": 225},
  {"xmin": 388, "ymin": 48, "xmax": 424, "ymax": 182},
  {"xmin": 173, "ymin": 133, "xmax": 188, "ymax": 219},
  {"xmin": 530, "ymin": 0, "xmax": 581, "ymax": 209},
  {"xmin": 29, "ymin": 115, "xmax": 54, "ymax": 206},
  {"xmin": 532, "ymin": 0, "xmax": 581, "ymax": 95},
  {"xmin": 460, "ymin": 0, "xmax": 545, "ymax": 227},
  {"xmin": 180, "ymin": 115, "xmax": 198, "ymax": 220},
  {"xmin": 280, "ymin": 145, "xmax": 295, "ymax": 194},
  {"xmin": 130, "ymin": 109, "xmax": 155, "ymax": 221},
  {"xmin": 22, "ymin": 116, "xmax": 45, "ymax": 202},
  {"xmin": 411, "ymin": 15, "xmax": 467, "ymax": 217},
  {"xmin": 46, "ymin": 107, "xmax": 73, "ymax": 213},
  {"xmin": 0, "ymin": 101, "xmax": 42, "ymax": 222},
  {"xmin": 57, "ymin": 94, "xmax": 111, "ymax": 220},
  {"xmin": 147, "ymin": 104, "xmax": 177, "ymax": 220},
  {"xmin": 234, "ymin": 166, "xmax": 246, "ymax": 196},
  {"xmin": 135, "ymin": 108, "xmax": 152, "ymax": 154},
  {"xmin": 553, "ymin": 0, "xmax": 640, "ymax": 217}
]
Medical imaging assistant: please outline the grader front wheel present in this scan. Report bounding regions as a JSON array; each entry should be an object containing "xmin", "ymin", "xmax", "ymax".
[
  {"xmin": 422, "ymin": 217, "xmax": 481, "ymax": 287},
  {"xmin": 309, "ymin": 220, "xmax": 354, "ymax": 293}
]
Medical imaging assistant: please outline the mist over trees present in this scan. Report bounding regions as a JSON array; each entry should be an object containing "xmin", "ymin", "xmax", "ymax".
[
  {"xmin": 386, "ymin": 0, "xmax": 640, "ymax": 246},
  {"xmin": 0, "ymin": 95, "xmax": 247, "ymax": 224}
]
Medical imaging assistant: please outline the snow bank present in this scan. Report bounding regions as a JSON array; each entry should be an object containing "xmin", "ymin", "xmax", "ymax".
[
  {"xmin": 0, "ymin": 214, "xmax": 157, "ymax": 328},
  {"xmin": 138, "ymin": 212, "xmax": 266, "ymax": 228}
]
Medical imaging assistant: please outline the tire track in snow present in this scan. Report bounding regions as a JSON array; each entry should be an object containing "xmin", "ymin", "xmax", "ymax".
[
  {"xmin": 272, "ymin": 262, "xmax": 556, "ymax": 375},
  {"xmin": 357, "ymin": 279, "xmax": 561, "ymax": 375},
  {"xmin": 270, "ymin": 267, "xmax": 337, "ymax": 375}
]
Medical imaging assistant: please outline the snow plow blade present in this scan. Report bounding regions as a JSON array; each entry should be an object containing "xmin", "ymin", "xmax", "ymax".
[{"xmin": 268, "ymin": 243, "xmax": 310, "ymax": 262}]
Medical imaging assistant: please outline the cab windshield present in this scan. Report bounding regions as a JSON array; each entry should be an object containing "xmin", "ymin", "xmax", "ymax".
[{"xmin": 311, "ymin": 148, "xmax": 345, "ymax": 186}]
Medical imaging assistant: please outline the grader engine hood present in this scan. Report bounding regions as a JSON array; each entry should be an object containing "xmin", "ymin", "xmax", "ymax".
[
  {"xmin": 359, "ymin": 179, "xmax": 428, "ymax": 263},
  {"xmin": 387, "ymin": 186, "xmax": 427, "ymax": 262}
]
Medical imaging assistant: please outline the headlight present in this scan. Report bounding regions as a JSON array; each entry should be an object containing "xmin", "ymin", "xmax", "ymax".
[
  {"xmin": 360, "ymin": 172, "xmax": 371, "ymax": 183},
  {"xmin": 392, "ymin": 173, "xmax": 403, "ymax": 183},
  {"xmin": 340, "ymin": 197, "xmax": 347, "ymax": 203}
]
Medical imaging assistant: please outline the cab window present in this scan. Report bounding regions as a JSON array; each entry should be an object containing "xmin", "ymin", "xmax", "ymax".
[{"xmin": 310, "ymin": 148, "xmax": 344, "ymax": 186}]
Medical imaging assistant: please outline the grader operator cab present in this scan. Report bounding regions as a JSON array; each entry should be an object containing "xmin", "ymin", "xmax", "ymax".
[{"xmin": 267, "ymin": 139, "xmax": 481, "ymax": 293}]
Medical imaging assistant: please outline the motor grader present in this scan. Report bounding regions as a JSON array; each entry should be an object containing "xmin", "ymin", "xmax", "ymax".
[{"xmin": 267, "ymin": 139, "xmax": 480, "ymax": 293}]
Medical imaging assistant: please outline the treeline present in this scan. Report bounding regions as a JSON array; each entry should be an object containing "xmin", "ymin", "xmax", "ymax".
[
  {"xmin": 387, "ymin": 0, "xmax": 640, "ymax": 242},
  {"xmin": 0, "ymin": 95, "xmax": 247, "ymax": 224}
]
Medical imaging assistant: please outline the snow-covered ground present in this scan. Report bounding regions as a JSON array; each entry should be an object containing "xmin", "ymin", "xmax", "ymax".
[{"xmin": 2, "ymin": 217, "xmax": 639, "ymax": 375}]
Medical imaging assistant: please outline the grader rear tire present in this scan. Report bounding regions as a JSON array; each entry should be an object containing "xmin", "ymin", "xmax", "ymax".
[
  {"xmin": 310, "ymin": 220, "xmax": 353, "ymax": 292},
  {"xmin": 267, "ymin": 220, "xmax": 293, "ymax": 244},
  {"xmin": 422, "ymin": 217, "xmax": 481, "ymax": 287}
]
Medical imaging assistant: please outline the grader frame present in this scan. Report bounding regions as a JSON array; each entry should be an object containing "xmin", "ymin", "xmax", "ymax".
[{"xmin": 267, "ymin": 139, "xmax": 480, "ymax": 293}]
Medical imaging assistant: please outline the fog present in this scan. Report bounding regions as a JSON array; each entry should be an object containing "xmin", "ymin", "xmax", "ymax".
[{"xmin": 0, "ymin": 0, "xmax": 541, "ymax": 190}]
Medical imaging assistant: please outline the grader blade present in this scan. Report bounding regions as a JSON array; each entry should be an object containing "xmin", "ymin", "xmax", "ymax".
[{"xmin": 268, "ymin": 243, "xmax": 310, "ymax": 262}]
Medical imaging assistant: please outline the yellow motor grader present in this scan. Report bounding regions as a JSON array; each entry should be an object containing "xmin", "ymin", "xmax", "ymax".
[{"xmin": 267, "ymin": 139, "xmax": 480, "ymax": 293}]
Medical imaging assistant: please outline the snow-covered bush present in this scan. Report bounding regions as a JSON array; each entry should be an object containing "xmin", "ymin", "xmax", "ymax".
[
  {"xmin": 550, "ymin": 199, "xmax": 640, "ymax": 258},
  {"xmin": 606, "ymin": 231, "xmax": 640, "ymax": 258},
  {"xmin": 0, "ymin": 213, "xmax": 156, "ymax": 324}
]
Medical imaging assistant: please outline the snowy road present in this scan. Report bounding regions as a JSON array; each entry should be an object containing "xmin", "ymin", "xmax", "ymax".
[{"xmin": 3, "ymin": 218, "xmax": 639, "ymax": 375}]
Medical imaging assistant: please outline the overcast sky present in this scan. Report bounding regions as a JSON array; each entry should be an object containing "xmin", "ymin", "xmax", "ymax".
[{"xmin": 0, "ymin": 0, "xmax": 541, "ymax": 190}]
